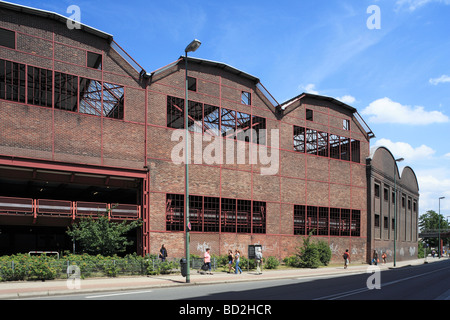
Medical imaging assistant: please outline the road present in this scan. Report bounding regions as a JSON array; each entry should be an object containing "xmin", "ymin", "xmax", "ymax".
[{"xmin": 23, "ymin": 259, "xmax": 450, "ymax": 301}]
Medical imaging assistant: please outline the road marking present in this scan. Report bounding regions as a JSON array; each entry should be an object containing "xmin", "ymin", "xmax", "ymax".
[
  {"xmin": 434, "ymin": 289, "xmax": 450, "ymax": 300},
  {"xmin": 315, "ymin": 265, "xmax": 449, "ymax": 300},
  {"xmin": 85, "ymin": 290, "xmax": 153, "ymax": 299}
]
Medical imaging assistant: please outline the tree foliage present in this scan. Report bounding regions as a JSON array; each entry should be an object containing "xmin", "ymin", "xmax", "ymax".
[
  {"xmin": 419, "ymin": 210, "xmax": 449, "ymax": 247},
  {"xmin": 66, "ymin": 215, "xmax": 142, "ymax": 256}
]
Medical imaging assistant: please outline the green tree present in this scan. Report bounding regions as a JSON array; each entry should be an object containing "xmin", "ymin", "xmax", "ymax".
[
  {"xmin": 419, "ymin": 210, "xmax": 449, "ymax": 247},
  {"xmin": 66, "ymin": 215, "xmax": 142, "ymax": 256}
]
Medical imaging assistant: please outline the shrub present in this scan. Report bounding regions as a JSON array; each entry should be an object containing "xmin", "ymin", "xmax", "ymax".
[
  {"xmin": 297, "ymin": 234, "xmax": 321, "ymax": 268},
  {"xmin": 316, "ymin": 240, "xmax": 332, "ymax": 266},
  {"xmin": 264, "ymin": 256, "xmax": 280, "ymax": 269}
]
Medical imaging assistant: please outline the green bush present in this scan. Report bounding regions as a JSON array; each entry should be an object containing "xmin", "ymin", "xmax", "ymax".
[
  {"xmin": 316, "ymin": 240, "xmax": 332, "ymax": 266},
  {"xmin": 264, "ymin": 256, "xmax": 280, "ymax": 269}
]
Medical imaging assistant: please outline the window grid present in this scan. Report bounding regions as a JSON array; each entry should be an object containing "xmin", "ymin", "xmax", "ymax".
[{"xmin": 294, "ymin": 205, "xmax": 360, "ymax": 237}]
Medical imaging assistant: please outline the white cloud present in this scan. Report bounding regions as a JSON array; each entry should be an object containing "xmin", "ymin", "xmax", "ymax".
[
  {"xmin": 429, "ymin": 74, "xmax": 450, "ymax": 85},
  {"xmin": 361, "ymin": 97, "xmax": 449, "ymax": 125},
  {"xmin": 445, "ymin": 153, "xmax": 450, "ymax": 158},
  {"xmin": 396, "ymin": 0, "xmax": 450, "ymax": 11},
  {"xmin": 372, "ymin": 138, "xmax": 435, "ymax": 161},
  {"xmin": 336, "ymin": 95, "xmax": 356, "ymax": 104},
  {"xmin": 299, "ymin": 83, "xmax": 319, "ymax": 95},
  {"xmin": 416, "ymin": 173, "xmax": 450, "ymax": 213}
]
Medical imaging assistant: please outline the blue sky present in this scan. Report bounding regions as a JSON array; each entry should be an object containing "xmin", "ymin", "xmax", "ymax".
[{"xmin": 8, "ymin": 0, "xmax": 450, "ymax": 216}]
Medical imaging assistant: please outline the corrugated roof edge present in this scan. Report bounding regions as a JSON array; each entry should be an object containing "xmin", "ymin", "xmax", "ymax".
[
  {"xmin": 180, "ymin": 56, "xmax": 260, "ymax": 84},
  {"xmin": 0, "ymin": 0, "xmax": 113, "ymax": 41}
]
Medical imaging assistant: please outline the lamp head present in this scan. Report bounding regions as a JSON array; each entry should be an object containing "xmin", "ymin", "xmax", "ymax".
[{"xmin": 185, "ymin": 39, "xmax": 201, "ymax": 53}]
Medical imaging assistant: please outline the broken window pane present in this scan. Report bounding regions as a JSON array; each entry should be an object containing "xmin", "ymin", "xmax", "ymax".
[
  {"xmin": 79, "ymin": 77, "xmax": 102, "ymax": 116},
  {"xmin": 203, "ymin": 104, "xmax": 220, "ymax": 136},
  {"xmin": 221, "ymin": 108, "xmax": 236, "ymax": 138},
  {"xmin": 317, "ymin": 131, "xmax": 328, "ymax": 157},
  {"xmin": 103, "ymin": 82, "xmax": 124, "ymax": 119},
  {"xmin": 167, "ymin": 95, "xmax": 185, "ymax": 129},
  {"xmin": 306, "ymin": 129, "xmax": 317, "ymax": 155},
  {"xmin": 236, "ymin": 111, "xmax": 251, "ymax": 142},
  {"xmin": 293, "ymin": 126, "xmax": 305, "ymax": 153},
  {"xmin": 187, "ymin": 100, "xmax": 203, "ymax": 133}
]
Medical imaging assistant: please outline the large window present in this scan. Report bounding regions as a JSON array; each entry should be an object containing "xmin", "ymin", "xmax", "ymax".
[
  {"xmin": 0, "ymin": 58, "xmax": 124, "ymax": 119},
  {"xmin": 0, "ymin": 59, "xmax": 26, "ymax": 103},
  {"xmin": 294, "ymin": 125, "xmax": 360, "ymax": 163},
  {"xmin": 167, "ymin": 96, "xmax": 266, "ymax": 144},
  {"xmin": 294, "ymin": 205, "xmax": 361, "ymax": 237},
  {"xmin": 166, "ymin": 193, "xmax": 266, "ymax": 234}
]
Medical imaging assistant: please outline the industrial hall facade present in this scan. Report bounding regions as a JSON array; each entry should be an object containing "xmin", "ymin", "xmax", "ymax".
[{"xmin": 0, "ymin": 2, "xmax": 419, "ymax": 263}]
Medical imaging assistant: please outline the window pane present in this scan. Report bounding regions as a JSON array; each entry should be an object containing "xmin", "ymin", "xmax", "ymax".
[
  {"xmin": 103, "ymin": 82, "xmax": 124, "ymax": 119},
  {"xmin": 203, "ymin": 104, "xmax": 220, "ymax": 136},
  {"xmin": 221, "ymin": 108, "xmax": 236, "ymax": 138},
  {"xmin": 241, "ymin": 91, "xmax": 251, "ymax": 105},
  {"xmin": 187, "ymin": 100, "xmax": 203, "ymax": 133},
  {"xmin": 79, "ymin": 77, "xmax": 102, "ymax": 116},
  {"xmin": 236, "ymin": 111, "xmax": 251, "ymax": 142},
  {"xmin": 87, "ymin": 51, "xmax": 102, "ymax": 69},
  {"xmin": 294, "ymin": 126, "xmax": 305, "ymax": 153},
  {"xmin": 0, "ymin": 28, "xmax": 15, "ymax": 49},
  {"xmin": 306, "ymin": 129, "xmax": 317, "ymax": 155},
  {"xmin": 54, "ymin": 72, "xmax": 78, "ymax": 111},
  {"xmin": 27, "ymin": 65, "xmax": 52, "ymax": 107},
  {"xmin": 167, "ymin": 96, "xmax": 184, "ymax": 129},
  {"xmin": 317, "ymin": 131, "xmax": 328, "ymax": 157}
]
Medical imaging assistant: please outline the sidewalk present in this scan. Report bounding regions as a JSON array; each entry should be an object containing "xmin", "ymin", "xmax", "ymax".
[{"xmin": 0, "ymin": 257, "xmax": 446, "ymax": 299}]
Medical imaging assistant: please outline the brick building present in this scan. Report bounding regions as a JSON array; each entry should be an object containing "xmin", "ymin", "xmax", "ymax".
[
  {"xmin": 0, "ymin": 2, "xmax": 418, "ymax": 263},
  {"xmin": 367, "ymin": 147, "xmax": 419, "ymax": 262}
]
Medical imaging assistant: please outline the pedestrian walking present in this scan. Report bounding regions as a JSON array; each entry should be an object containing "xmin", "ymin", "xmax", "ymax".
[
  {"xmin": 204, "ymin": 248, "xmax": 212, "ymax": 274},
  {"xmin": 227, "ymin": 250, "xmax": 235, "ymax": 273},
  {"xmin": 372, "ymin": 250, "xmax": 378, "ymax": 265},
  {"xmin": 255, "ymin": 247, "xmax": 263, "ymax": 274},
  {"xmin": 235, "ymin": 249, "xmax": 242, "ymax": 274},
  {"xmin": 159, "ymin": 244, "xmax": 168, "ymax": 262},
  {"xmin": 381, "ymin": 251, "xmax": 387, "ymax": 265},
  {"xmin": 343, "ymin": 249, "xmax": 350, "ymax": 269}
]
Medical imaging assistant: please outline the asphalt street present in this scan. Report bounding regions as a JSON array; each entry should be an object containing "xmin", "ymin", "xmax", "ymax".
[{"xmin": 23, "ymin": 259, "xmax": 450, "ymax": 300}]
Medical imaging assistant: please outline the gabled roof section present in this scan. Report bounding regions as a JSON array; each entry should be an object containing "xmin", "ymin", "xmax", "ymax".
[
  {"xmin": 150, "ymin": 56, "xmax": 281, "ymax": 113},
  {"xmin": 0, "ymin": 1, "xmax": 113, "ymax": 41},
  {"xmin": 281, "ymin": 92, "xmax": 375, "ymax": 139},
  {"xmin": 183, "ymin": 56, "xmax": 260, "ymax": 84}
]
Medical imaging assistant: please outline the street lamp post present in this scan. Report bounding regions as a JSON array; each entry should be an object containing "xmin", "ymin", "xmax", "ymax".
[
  {"xmin": 438, "ymin": 196, "xmax": 445, "ymax": 259},
  {"xmin": 184, "ymin": 39, "xmax": 201, "ymax": 284},
  {"xmin": 393, "ymin": 157, "xmax": 404, "ymax": 267}
]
